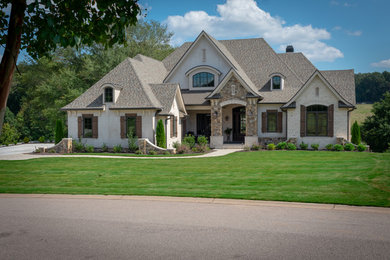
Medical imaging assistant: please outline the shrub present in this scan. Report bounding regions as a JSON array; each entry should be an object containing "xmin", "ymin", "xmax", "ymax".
[
  {"xmin": 351, "ymin": 121, "xmax": 361, "ymax": 145},
  {"xmin": 276, "ymin": 142, "xmax": 287, "ymax": 150},
  {"xmin": 163, "ymin": 151, "xmax": 170, "ymax": 155},
  {"xmin": 149, "ymin": 150, "xmax": 157, "ymax": 155},
  {"xmin": 85, "ymin": 145, "xmax": 94, "ymax": 153},
  {"xmin": 23, "ymin": 137, "xmax": 30, "ymax": 143},
  {"xmin": 183, "ymin": 134, "xmax": 195, "ymax": 148},
  {"xmin": 38, "ymin": 136, "xmax": 45, "ymax": 143},
  {"xmin": 55, "ymin": 119, "xmax": 64, "ymax": 144},
  {"xmin": 197, "ymin": 135, "xmax": 208, "ymax": 146},
  {"xmin": 325, "ymin": 144, "xmax": 333, "ymax": 151},
  {"xmin": 127, "ymin": 130, "xmax": 138, "ymax": 152},
  {"xmin": 73, "ymin": 140, "xmax": 85, "ymax": 152},
  {"xmin": 102, "ymin": 143, "xmax": 108, "ymax": 152},
  {"xmin": 176, "ymin": 143, "xmax": 190, "ymax": 154},
  {"xmin": 334, "ymin": 144, "xmax": 344, "ymax": 151},
  {"xmin": 287, "ymin": 143, "xmax": 297, "ymax": 150},
  {"xmin": 300, "ymin": 142, "xmax": 308, "ymax": 150},
  {"xmin": 267, "ymin": 143, "xmax": 275, "ymax": 150},
  {"xmin": 113, "ymin": 144, "xmax": 122, "ymax": 153},
  {"xmin": 173, "ymin": 141, "xmax": 180, "ymax": 149},
  {"xmin": 156, "ymin": 119, "xmax": 166, "ymax": 148},
  {"xmin": 192, "ymin": 147, "xmax": 199, "ymax": 153},
  {"xmin": 311, "ymin": 143, "xmax": 319, "ymax": 150},
  {"xmin": 194, "ymin": 144, "xmax": 207, "ymax": 153},
  {"xmin": 243, "ymin": 146, "xmax": 250, "ymax": 151},
  {"xmin": 357, "ymin": 143, "xmax": 367, "ymax": 152},
  {"xmin": 135, "ymin": 149, "xmax": 143, "ymax": 154},
  {"xmin": 0, "ymin": 123, "xmax": 19, "ymax": 145},
  {"xmin": 251, "ymin": 144, "xmax": 261, "ymax": 150},
  {"xmin": 344, "ymin": 143, "xmax": 355, "ymax": 151}
]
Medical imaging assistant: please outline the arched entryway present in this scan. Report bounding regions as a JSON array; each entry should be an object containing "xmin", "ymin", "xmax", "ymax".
[{"xmin": 232, "ymin": 106, "xmax": 246, "ymax": 142}]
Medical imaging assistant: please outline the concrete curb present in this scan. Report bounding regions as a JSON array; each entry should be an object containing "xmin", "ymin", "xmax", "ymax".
[{"xmin": 1, "ymin": 193, "xmax": 388, "ymax": 214}]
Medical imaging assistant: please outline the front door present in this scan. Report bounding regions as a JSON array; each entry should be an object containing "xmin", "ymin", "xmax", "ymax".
[
  {"xmin": 232, "ymin": 106, "xmax": 246, "ymax": 142},
  {"xmin": 196, "ymin": 113, "xmax": 211, "ymax": 138}
]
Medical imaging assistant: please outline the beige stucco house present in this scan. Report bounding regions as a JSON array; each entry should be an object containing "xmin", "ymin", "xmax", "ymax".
[{"xmin": 63, "ymin": 31, "xmax": 355, "ymax": 149}]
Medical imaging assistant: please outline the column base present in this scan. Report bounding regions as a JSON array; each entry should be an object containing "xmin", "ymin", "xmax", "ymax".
[
  {"xmin": 245, "ymin": 136, "xmax": 258, "ymax": 147},
  {"xmin": 210, "ymin": 136, "xmax": 224, "ymax": 149}
]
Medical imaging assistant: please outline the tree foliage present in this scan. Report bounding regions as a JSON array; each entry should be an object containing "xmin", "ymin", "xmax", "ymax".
[
  {"xmin": 55, "ymin": 119, "xmax": 64, "ymax": 144},
  {"xmin": 6, "ymin": 20, "xmax": 174, "ymax": 141},
  {"xmin": 156, "ymin": 119, "xmax": 166, "ymax": 148},
  {"xmin": 351, "ymin": 121, "xmax": 361, "ymax": 145},
  {"xmin": 361, "ymin": 92, "xmax": 390, "ymax": 152},
  {"xmin": 355, "ymin": 71, "xmax": 390, "ymax": 103}
]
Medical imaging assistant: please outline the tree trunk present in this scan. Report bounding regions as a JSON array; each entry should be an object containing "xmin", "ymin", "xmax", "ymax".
[{"xmin": 0, "ymin": 0, "xmax": 26, "ymax": 136}]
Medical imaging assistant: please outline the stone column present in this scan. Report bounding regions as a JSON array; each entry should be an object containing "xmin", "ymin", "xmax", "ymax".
[
  {"xmin": 245, "ymin": 98, "xmax": 259, "ymax": 146},
  {"xmin": 210, "ymin": 99, "xmax": 223, "ymax": 148}
]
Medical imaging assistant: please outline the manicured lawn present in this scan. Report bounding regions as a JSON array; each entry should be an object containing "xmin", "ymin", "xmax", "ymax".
[
  {"xmin": 351, "ymin": 104, "xmax": 373, "ymax": 125},
  {"xmin": 0, "ymin": 151, "xmax": 389, "ymax": 206},
  {"xmin": 68, "ymin": 152, "xmax": 204, "ymax": 157}
]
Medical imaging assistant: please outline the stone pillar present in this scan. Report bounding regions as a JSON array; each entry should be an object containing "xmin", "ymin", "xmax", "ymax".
[
  {"xmin": 245, "ymin": 98, "xmax": 259, "ymax": 147},
  {"xmin": 210, "ymin": 99, "xmax": 223, "ymax": 148}
]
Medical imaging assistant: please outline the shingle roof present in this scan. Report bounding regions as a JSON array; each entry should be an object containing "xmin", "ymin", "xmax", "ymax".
[
  {"xmin": 181, "ymin": 90, "xmax": 211, "ymax": 106},
  {"xmin": 320, "ymin": 69, "xmax": 356, "ymax": 105},
  {"xmin": 150, "ymin": 83, "xmax": 180, "ymax": 115}
]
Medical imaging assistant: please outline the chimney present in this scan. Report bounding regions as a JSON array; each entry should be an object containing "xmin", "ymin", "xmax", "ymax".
[{"xmin": 286, "ymin": 45, "xmax": 294, "ymax": 53}]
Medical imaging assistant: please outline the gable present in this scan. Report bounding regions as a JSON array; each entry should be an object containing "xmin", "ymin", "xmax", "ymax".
[{"xmin": 164, "ymin": 33, "xmax": 232, "ymax": 90}]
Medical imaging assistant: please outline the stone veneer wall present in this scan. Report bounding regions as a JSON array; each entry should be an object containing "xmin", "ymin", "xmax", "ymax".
[
  {"xmin": 246, "ymin": 98, "xmax": 258, "ymax": 136},
  {"xmin": 138, "ymin": 138, "xmax": 176, "ymax": 154}
]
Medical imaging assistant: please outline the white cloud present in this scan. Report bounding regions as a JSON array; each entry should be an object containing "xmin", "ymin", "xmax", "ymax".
[
  {"xmin": 371, "ymin": 59, "xmax": 390, "ymax": 68},
  {"xmin": 347, "ymin": 30, "xmax": 362, "ymax": 36},
  {"xmin": 165, "ymin": 0, "xmax": 343, "ymax": 62}
]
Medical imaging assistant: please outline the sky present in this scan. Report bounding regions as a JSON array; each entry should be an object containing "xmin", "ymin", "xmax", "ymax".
[{"xmin": 139, "ymin": 0, "xmax": 390, "ymax": 73}]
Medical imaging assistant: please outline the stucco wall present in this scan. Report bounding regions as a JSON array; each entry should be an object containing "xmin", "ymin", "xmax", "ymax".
[
  {"xmin": 166, "ymin": 36, "xmax": 230, "ymax": 90},
  {"xmin": 67, "ymin": 107, "xmax": 156, "ymax": 148},
  {"xmin": 257, "ymin": 104, "xmax": 286, "ymax": 138},
  {"xmin": 287, "ymin": 75, "xmax": 349, "ymax": 148},
  {"xmin": 166, "ymin": 97, "xmax": 182, "ymax": 149}
]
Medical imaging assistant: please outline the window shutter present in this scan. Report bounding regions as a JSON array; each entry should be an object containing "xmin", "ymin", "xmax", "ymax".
[
  {"xmin": 328, "ymin": 104, "xmax": 334, "ymax": 137},
  {"xmin": 170, "ymin": 117, "xmax": 173, "ymax": 138},
  {"xmin": 136, "ymin": 116, "xmax": 142, "ymax": 138},
  {"xmin": 261, "ymin": 112, "xmax": 266, "ymax": 133},
  {"xmin": 182, "ymin": 118, "xmax": 186, "ymax": 137},
  {"xmin": 300, "ymin": 105, "xmax": 306, "ymax": 137},
  {"xmin": 78, "ymin": 116, "xmax": 82, "ymax": 138},
  {"xmin": 277, "ymin": 112, "xmax": 283, "ymax": 133},
  {"xmin": 120, "ymin": 116, "xmax": 126, "ymax": 138},
  {"xmin": 174, "ymin": 116, "xmax": 177, "ymax": 137},
  {"xmin": 92, "ymin": 116, "xmax": 98, "ymax": 138}
]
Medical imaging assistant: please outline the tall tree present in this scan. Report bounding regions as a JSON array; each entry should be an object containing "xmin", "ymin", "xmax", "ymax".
[{"xmin": 0, "ymin": 0, "xmax": 141, "ymax": 135}]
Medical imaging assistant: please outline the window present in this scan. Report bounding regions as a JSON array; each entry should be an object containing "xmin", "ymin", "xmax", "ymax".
[
  {"xmin": 126, "ymin": 116, "xmax": 136, "ymax": 137},
  {"xmin": 306, "ymin": 105, "xmax": 328, "ymax": 136},
  {"xmin": 272, "ymin": 76, "xmax": 281, "ymax": 90},
  {"xmin": 193, "ymin": 72, "xmax": 214, "ymax": 88},
  {"xmin": 105, "ymin": 87, "xmax": 113, "ymax": 103},
  {"xmin": 83, "ymin": 117, "xmax": 93, "ymax": 138},
  {"xmin": 267, "ymin": 111, "xmax": 277, "ymax": 132}
]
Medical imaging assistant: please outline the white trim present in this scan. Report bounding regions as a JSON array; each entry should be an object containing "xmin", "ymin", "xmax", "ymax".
[
  {"xmin": 188, "ymin": 67, "xmax": 220, "ymax": 91},
  {"xmin": 271, "ymin": 75, "xmax": 284, "ymax": 91},
  {"xmin": 220, "ymin": 99, "xmax": 247, "ymax": 107}
]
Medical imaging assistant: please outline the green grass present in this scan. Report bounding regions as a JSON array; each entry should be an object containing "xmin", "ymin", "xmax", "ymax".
[
  {"xmin": 351, "ymin": 104, "xmax": 373, "ymax": 125},
  {"xmin": 0, "ymin": 151, "xmax": 389, "ymax": 207},
  {"xmin": 69, "ymin": 152, "xmax": 204, "ymax": 157}
]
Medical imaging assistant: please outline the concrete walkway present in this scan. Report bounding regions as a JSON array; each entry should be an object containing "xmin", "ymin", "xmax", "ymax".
[{"xmin": 0, "ymin": 148, "xmax": 241, "ymax": 160}]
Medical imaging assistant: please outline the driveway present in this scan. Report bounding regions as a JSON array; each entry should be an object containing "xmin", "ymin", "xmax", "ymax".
[
  {"xmin": 0, "ymin": 143, "xmax": 54, "ymax": 159},
  {"xmin": 0, "ymin": 195, "xmax": 389, "ymax": 259}
]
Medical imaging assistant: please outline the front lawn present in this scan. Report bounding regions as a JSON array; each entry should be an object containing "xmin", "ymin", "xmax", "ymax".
[{"xmin": 0, "ymin": 151, "xmax": 389, "ymax": 206}]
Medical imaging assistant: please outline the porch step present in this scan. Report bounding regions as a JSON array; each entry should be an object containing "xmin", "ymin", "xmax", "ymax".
[{"xmin": 222, "ymin": 143, "xmax": 245, "ymax": 149}]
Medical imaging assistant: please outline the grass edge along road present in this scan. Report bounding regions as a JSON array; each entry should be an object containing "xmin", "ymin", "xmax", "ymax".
[{"xmin": 0, "ymin": 150, "xmax": 389, "ymax": 207}]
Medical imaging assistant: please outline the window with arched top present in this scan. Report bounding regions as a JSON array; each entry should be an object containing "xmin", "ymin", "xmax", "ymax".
[
  {"xmin": 306, "ymin": 105, "xmax": 328, "ymax": 136},
  {"xmin": 271, "ymin": 76, "xmax": 282, "ymax": 90},
  {"xmin": 193, "ymin": 72, "xmax": 215, "ymax": 88},
  {"xmin": 104, "ymin": 87, "xmax": 113, "ymax": 103}
]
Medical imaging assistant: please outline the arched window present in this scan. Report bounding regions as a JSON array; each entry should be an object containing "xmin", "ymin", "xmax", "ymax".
[
  {"xmin": 306, "ymin": 105, "xmax": 328, "ymax": 136},
  {"xmin": 272, "ymin": 76, "xmax": 282, "ymax": 90},
  {"xmin": 193, "ymin": 72, "xmax": 214, "ymax": 88},
  {"xmin": 104, "ymin": 87, "xmax": 113, "ymax": 103}
]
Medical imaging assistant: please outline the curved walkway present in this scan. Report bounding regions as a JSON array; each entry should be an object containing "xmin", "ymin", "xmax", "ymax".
[{"xmin": 0, "ymin": 148, "xmax": 242, "ymax": 160}]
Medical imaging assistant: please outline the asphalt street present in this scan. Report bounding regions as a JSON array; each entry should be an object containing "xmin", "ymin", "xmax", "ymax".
[{"xmin": 0, "ymin": 196, "xmax": 389, "ymax": 259}]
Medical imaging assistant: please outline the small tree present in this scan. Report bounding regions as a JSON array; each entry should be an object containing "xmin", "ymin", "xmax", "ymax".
[
  {"xmin": 351, "ymin": 121, "xmax": 361, "ymax": 145},
  {"xmin": 55, "ymin": 119, "xmax": 64, "ymax": 144},
  {"xmin": 156, "ymin": 119, "xmax": 166, "ymax": 148}
]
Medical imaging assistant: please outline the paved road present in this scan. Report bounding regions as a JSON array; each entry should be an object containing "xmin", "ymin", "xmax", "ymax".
[
  {"xmin": 0, "ymin": 143, "xmax": 54, "ymax": 158},
  {"xmin": 0, "ymin": 195, "xmax": 389, "ymax": 259}
]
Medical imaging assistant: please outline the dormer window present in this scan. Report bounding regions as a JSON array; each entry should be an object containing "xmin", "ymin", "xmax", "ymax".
[
  {"xmin": 193, "ymin": 72, "xmax": 214, "ymax": 88},
  {"xmin": 104, "ymin": 87, "xmax": 113, "ymax": 103},
  {"xmin": 272, "ymin": 76, "xmax": 282, "ymax": 90}
]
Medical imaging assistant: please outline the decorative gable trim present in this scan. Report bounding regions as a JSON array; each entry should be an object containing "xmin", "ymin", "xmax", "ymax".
[
  {"xmin": 281, "ymin": 70, "xmax": 355, "ymax": 109},
  {"xmin": 163, "ymin": 31, "xmax": 237, "ymax": 83},
  {"xmin": 206, "ymin": 69, "xmax": 260, "ymax": 99}
]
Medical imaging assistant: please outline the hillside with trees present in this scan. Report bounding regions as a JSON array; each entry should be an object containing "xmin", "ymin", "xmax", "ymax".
[{"xmin": 355, "ymin": 71, "xmax": 390, "ymax": 103}]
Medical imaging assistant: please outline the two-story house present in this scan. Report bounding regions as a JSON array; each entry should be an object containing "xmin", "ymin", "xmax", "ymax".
[{"xmin": 63, "ymin": 31, "xmax": 355, "ymax": 149}]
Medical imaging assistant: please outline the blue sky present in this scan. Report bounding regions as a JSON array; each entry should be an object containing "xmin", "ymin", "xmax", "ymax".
[{"xmin": 140, "ymin": 0, "xmax": 390, "ymax": 73}]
